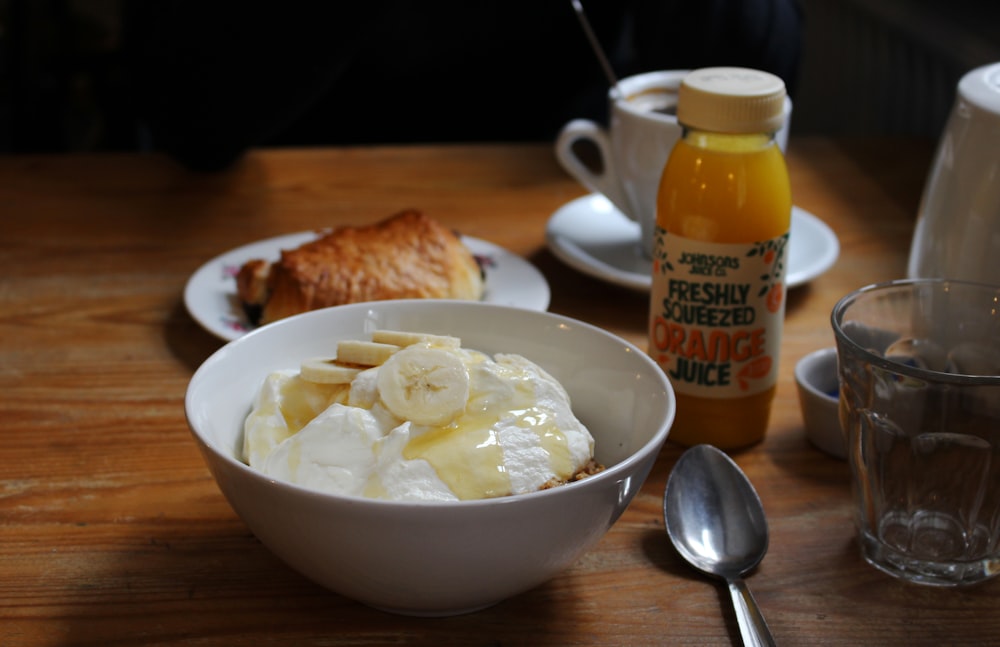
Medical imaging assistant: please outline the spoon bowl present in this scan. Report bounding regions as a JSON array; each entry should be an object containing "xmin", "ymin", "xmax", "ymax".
[{"xmin": 664, "ymin": 444, "xmax": 775, "ymax": 646}]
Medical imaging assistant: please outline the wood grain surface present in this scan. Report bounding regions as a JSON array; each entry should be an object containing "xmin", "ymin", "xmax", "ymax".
[{"xmin": 3, "ymin": 139, "xmax": 998, "ymax": 646}]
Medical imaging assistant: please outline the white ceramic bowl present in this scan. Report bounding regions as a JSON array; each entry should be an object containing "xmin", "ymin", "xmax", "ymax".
[
  {"xmin": 794, "ymin": 346, "xmax": 845, "ymax": 459},
  {"xmin": 185, "ymin": 300, "xmax": 675, "ymax": 616}
]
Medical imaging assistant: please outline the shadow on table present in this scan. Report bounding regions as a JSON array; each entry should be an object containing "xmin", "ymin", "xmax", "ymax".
[
  {"xmin": 56, "ymin": 507, "xmax": 575, "ymax": 643},
  {"xmin": 165, "ymin": 300, "xmax": 226, "ymax": 373},
  {"xmin": 832, "ymin": 138, "xmax": 935, "ymax": 219},
  {"xmin": 640, "ymin": 526, "xmax": 751, "ymax": 645}
]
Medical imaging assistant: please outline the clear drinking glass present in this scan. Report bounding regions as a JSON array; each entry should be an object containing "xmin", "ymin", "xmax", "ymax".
[{"xmin": 832, "ymin": 279, "xmax": 1000, "ymax": 586}]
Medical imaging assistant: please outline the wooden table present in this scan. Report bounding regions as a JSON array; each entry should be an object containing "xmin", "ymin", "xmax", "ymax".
[{"xmin": 3, "ymin": 138, "xmax": 997, "ymax": 646}]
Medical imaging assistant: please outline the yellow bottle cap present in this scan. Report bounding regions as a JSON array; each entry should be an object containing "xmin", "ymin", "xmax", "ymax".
[{"xmin": 677, "ymin": 67, "xmax": 786, "ymax": 134}]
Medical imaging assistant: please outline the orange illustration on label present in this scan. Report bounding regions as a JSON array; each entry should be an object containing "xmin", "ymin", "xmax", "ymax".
[{"xmin": 737, "ymin": 356, "xmax": 773, "ymax": 391}]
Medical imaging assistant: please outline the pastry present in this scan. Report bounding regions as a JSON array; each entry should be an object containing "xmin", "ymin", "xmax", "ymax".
[{"xmin": 237, "ymin": 210, "xmax": 484, "ymax": 326}]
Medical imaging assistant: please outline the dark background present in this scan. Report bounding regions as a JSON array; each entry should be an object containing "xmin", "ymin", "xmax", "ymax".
[{"xmin": 1, "ymin": 0, "xmax": 998, "ymax": 158}]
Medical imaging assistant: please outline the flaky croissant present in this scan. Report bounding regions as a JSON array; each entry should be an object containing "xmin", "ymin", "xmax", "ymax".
[{"xmin": 236, "ymin": 210, "xmax": 484, "ymax": 326}]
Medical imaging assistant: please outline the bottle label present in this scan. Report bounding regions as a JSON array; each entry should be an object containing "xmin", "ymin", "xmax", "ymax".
[{"xmin": 648, "ymin": 228, "xmax": 789, "ymax": 398}]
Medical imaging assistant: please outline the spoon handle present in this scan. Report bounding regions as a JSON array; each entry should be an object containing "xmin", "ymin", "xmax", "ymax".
[{"xmin": 728, "ymin": 578, "xmax": 776, "ymax": 647}]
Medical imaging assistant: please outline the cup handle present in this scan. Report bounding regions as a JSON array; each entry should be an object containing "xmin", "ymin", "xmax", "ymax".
[{"xmin": 555, "ymin": 119, "xmax": 634, "ymax": 221}]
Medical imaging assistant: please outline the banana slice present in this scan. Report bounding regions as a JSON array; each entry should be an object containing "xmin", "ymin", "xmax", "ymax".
[
  {"xmin": 376, "ymin": 346, "xmax": 470, "ymax": 426},
  {"xmin": 371, "ymin": 329, "xmax": 461, "ymax": 349},
  {"xmin": 335, "ymin": 340, "xmax": 400, "ymax": 367},
  {"xmin": 300, "ymin": 358, "xmax": 363, "ymax": 384}
]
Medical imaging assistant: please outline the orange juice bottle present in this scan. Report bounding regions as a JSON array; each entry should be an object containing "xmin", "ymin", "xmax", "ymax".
[{"xmin": 648, "ymin": 67, "xmax": 791, "ymax": 449}]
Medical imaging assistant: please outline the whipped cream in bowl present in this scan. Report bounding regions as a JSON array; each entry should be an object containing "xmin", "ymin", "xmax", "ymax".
[
  {"xmin": 186, "ymin": 300, "xmax": 675, "ymax": 616},
  {"xmin": 244, "ymin": 331, "xmax": 601, "ymax": 502}
]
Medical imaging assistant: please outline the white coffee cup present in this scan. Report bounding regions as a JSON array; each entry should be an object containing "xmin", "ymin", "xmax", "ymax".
[{"xmin": 556, "ymin": 70, "xmax": 791, "ymax": 258}]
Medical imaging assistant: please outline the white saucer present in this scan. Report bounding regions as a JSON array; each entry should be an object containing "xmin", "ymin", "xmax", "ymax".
[
  {"xmin": 545, "ymin": 193, "xmax": 839, "ymax": 291},
  {"xmin": 184, "ymin": 232, "xmax": 551, "ymax": 342}
]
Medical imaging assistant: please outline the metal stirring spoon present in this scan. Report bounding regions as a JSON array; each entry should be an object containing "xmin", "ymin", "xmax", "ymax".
[
  {"xmin": 663, "ymin": 444, "xmax": 776, "ymax": 647},
  {"xmin": 570, "ymin": 0, "xmax": 623, "ymax": 99}
]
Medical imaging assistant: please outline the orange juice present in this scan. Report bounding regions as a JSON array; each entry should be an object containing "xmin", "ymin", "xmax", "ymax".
[{"xmin": 648, "ymin": 68, "xmax": 790, "ymax": 449}]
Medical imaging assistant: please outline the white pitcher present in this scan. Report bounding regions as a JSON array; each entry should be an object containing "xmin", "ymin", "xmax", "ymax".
[{"xmin": 907, "ymin": 62, "xmax": 1000, "ymax": 285}]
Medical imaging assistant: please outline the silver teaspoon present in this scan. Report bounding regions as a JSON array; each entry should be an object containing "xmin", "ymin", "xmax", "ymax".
[
  {"xmin": 663, "ymin": 444, "xmax": 776, "ymax": 647},
  {"xmin": 570, "ymin": 0, "xmax": 622, "ymax": 99}
]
